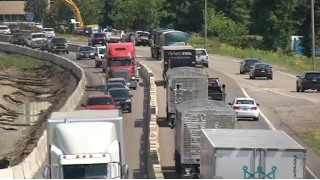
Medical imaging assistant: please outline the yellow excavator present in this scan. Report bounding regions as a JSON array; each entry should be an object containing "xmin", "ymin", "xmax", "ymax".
[{"xmin": 44, "ymin": 0, "xmax": 99, "ymax": 34}]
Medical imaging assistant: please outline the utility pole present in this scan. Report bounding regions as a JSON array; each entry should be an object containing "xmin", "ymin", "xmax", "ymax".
[
  {"xmin": 311, "ymin": 0, "xmax": 316, "ymax": 71},
  {"xmin": 204, "ymin": 0, "xmax": 208, "ymax": 50}
]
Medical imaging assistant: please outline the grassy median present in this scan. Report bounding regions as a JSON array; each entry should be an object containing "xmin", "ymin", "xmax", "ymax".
[
  {"xmin": 0, "ymin": 52, "xmax": 41, "ymax": 68},
  {"xmin": 301, "ymin": 131, "xmax": 320, "ymax": 155}
]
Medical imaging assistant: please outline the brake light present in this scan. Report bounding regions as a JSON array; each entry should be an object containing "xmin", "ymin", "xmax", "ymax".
[
  {"xmin": 255, "ymin": 69, "xmax": 260, "ymax": 72},
  {"xmin": 251, "ymin": 106, "xmax": 258, "ymax": 110},
  {"xmin": 233, "ymin": 106, "xmax": 240, "ymax": 110},
  {"xmin": 268, "ymin": 69, "xmax": 272, "ymax": 72}
]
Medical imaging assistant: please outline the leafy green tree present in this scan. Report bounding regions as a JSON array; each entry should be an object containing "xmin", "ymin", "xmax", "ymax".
[{"xmin": 24, "ymin": 0, "xmax": 48, "ymax": 22}]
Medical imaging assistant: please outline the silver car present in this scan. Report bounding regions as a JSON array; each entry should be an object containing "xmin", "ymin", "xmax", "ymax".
[{"xmin": 195, "ymin": 48, "xmax": 209, "ymax": 68}]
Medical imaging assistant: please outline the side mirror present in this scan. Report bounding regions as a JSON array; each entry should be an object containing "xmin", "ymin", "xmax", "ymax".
[
  {"xmin": 130, "ymin": 94, "xmax": 133, "ymax": 97},
  {"xmin": 256, "ymin": 103, "xmax": 260, "ymax": 106},
  {"xmin": 222, "ymin": 84, "xmax": 226, "ymax": 89},
  {"xmin": 106, "ymin": 162, "xmax": 129, "ymax": 179},
  {"xmin": 296, "ymin": 75, "xmax": 300, "ymax": 78},
  {"xmin": 115, "ymin": 102, "xmax": 120, "ymax": 106},
  {"xmin": 42, "ymin": 166, "xmax": 50, "ymax": 179},
  {"xmin": 80, "ymin": 103, "xmax": 86, "ymax": 107},
  {"xmin": 228, "ymin": 102, "xmax": 232, "ymax": 105},
  {"xmin": 67, "ymin": 40, "xmax": 70, "ymax": 43},
  {"xmin": 122, "ymin": 163, "xmax": 129, "ymax": 179},
  {"xmin": 138, "ymin": 66, "xmax": 141, "ymax": 70}
]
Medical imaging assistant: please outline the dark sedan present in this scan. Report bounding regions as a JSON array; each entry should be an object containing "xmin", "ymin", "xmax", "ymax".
[
  {"xmin": 240, "ymin": 58, "xmax": 261, "ymax": 74},
  {"xmin": 249, "ymin": 63, "xmax": 273, "ymax": 80},
  {"xmin": 76, "ymin": 46, "xmax": 95, "ymax": 60},
  {"xmin": 41, "ymin": 38, "xmax": 69, "ymax": 54},
  {"xmin": 296, "ymin": 71, "xmax": 320, "ymax": 92},
  {"xmin": 9, "ymin": 33, "xmax": 26, "ymax": 45},
  {"xmin": 107, "ymin": 88, "xmax": 133, "ymax": 113}
]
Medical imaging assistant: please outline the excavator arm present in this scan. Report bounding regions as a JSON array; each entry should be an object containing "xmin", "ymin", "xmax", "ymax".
[{"xmin": 46, "ymin": 0, "xmax": 86, "ymax": 29}]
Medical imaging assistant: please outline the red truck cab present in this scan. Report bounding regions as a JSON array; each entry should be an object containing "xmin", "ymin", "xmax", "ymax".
[{"xmin": 105, "ymin": 43, "xmax": 138, "ymax": 90}]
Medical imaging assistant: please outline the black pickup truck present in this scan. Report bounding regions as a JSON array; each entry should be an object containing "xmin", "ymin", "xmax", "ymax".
[{"xmin": 208, "ymin": 78, "xmax": 226, "ymax": 102}]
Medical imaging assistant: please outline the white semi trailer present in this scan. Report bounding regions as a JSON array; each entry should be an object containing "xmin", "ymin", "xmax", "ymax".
[
  {"xmin": 42, "ymin": 110, "xmax": 128, "ymax": 179},
  {"xmin": 199, "ymin": 129, "xmax": 307, "ymax": 179}
]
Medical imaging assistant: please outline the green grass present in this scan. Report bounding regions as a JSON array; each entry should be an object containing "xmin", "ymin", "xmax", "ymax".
[
  {"xmin": 0, "ymin": 53, "xmax": 41, "ymax": 69},
  {"xmin": 190, "ymin": 34, "xmax": 320, "ymax": 74},
  {"xmin": 56, "ymin": 33, "xmax": 88, "ymax": 42},
  {"xmin": 300, "ymin": 131, "xmax": 320, "ymax": 156}
]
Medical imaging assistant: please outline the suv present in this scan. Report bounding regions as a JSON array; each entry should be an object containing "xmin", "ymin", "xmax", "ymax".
[
  {"xmin": 134, "ymin": 31, "xmax": 150, "ymax": 46},
  {"xmin": 44, "ymin": 38, "xmax": 69, "ymax": 54},
  {"xmin": 195, "ymin": 48, "xmax": 209, "ymax": 68},
  {"xmin": 42, "ymin": 28, "xmax": 55, "ymax": 39},
  {"xmin": 94, "ymin": 46, "xmax": 107, "ymax": 68},
  {"xmin": 88, "ymin": 33, "xmax": 107, "ymax": 46},
  {"xmin": 296, "ymin": 71, "xmax": 320, "ymax": 92},
  {"xmin": 0, "ymin": 25, "xmax": 11, "ymax": 35},
  {"xmin": 26, "ymin": 33, "xmax": 47, "ymax": 49},
  {"xmin": 240, "ymin": 58, "xmax": 261, "ymax": 74}
]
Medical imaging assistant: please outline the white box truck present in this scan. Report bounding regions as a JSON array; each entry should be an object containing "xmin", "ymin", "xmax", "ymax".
[
  {"xmin": 42, "ymin": 110, "xmax": 128, "ymax": 179},
  {"xmin": 199, "ymin": 129, "xmax": 306, "ymax": 179}
]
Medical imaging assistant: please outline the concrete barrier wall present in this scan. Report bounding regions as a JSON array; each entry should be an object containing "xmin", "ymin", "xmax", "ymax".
[
  {"xmin": 0, "ymin": 40, "xmax": 87, "ymax": 179},
  {"xmin": 0, "ymin": 34, "xmax": 164, "ymax": 179}
]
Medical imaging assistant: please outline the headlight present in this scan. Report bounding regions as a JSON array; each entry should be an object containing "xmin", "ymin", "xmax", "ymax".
[
  {"xmin": 65, "ymin": 44, "xmax": 68, "ymax": 47},
  {"xmin": 90, "ymin": 53, "xmax": 94, "ymax": 55},
  {"xmin": 130, "ymin": 77, "xmax": 135, "ymax": 80},
  {"xmin": 80, "ymin": 53, "xmax": 83, "ymax": 55},
  {"xmin": 125, "ymin": 99, "xmax": 131, "ymax": 102}
]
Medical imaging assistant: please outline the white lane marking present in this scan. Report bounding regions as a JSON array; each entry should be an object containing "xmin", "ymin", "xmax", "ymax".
[
  {"xmin": 212, "ymin": 55, "xmax": 298, "ymax": 78},
  {"xmin": 216, "ymin": 68, "xmax": 318, "ymax": 179},
  {"xmin": 263, "ymin": 88, "xmax": 320, "ymax": 102}
]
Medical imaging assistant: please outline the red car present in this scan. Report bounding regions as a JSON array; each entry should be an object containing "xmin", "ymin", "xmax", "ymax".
[{"xmin": 81, "ymin": 95, "xmax": 119, "ymax": 110}]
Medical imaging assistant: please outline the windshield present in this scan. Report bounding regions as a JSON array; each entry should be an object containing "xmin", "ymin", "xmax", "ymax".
[
  {"xmin": 99, "ymin": 49, "xmax": 106, "ymax": 54},
  {"xmin": 0, "ymin": 27, "xmax": 8, "ymax": 30},
  {"xmin": 80, "ymin": 47, "xmax": 93, "ymax": 52},
  {"xmin": 107, "ymin": 83, "xmax": 124, "ymax": 89},
  {"xmin": 43, "ymin": 28, "xmax": 54, "ymax": 32},
  {"xmin": 109, "ymin": 90, "xmax": 129, "ymax": 99},
  {"xmin": 245, "ymin": 59, "xmax": 260, "ymax": 65},
  {"xmin": 87, "ymin": 97, "xmax": 114, "ymax": 106},
  {"xmin": 108, "ymin": 80, "xmax": 125, "ymax": 85},
  {"xmin": 32, "ymin": 34, "xmax": 46, "ymax": 39},
  {"xmin": 12, "ymin": 33, "xmax": 24, "ymax": 38},
  {"xmin": 52, "ymin": 38, "xmax": 67, "ymax": 43},
  {"xmin": 62, "ymin": 163, "xmax": 108, "ymax": 179},
  {"xmin": 138, "ymin": 32, "xmax": 149, "ymax": 37},
  {"xmin": 9, "ymin": 25, "xmax": 18, "ymax": 28},
  {"xmin": 196, "ymin": 50, "xmax": 206, "ymax": 55},
  {"xmin": 235, "ymin": 100, "xmax": 255, "ymax": 105},
  {"xmin": 109, "ymin": 59, "xmax": 132, "ymax": 66},
  {"xmin": 94, "ymin": 33, "xmax": 106, "ymax": 38}
]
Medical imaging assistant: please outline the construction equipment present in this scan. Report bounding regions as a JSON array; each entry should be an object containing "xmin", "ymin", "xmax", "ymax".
[
  {"xmin": 174, "ymin": 99, "xmax": 236, "ymax": 178},
  {"xmin": 165, "ymin": 67, "xmax": 208, "ymax": 128},
  {"xmin": 44, "ymin": 0, "xmax": 98, "ymax": 34}
]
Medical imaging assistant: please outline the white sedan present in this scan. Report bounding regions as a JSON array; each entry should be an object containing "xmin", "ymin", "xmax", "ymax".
[{"xmin": 228, "ymin": 97, "xmax": 260, "ymax": 120}]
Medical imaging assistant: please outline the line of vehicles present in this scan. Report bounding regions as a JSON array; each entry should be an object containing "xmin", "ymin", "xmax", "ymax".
[{"xmin": 150, "ymin": 28, "xmax": 307, "ymax": 178}]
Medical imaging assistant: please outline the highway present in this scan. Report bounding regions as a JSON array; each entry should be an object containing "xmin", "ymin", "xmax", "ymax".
[
  {"xmin": 132, "ymin": 46, "xmax": 320, "ymax": 179},
  {"xmin": 35, "ymin": 39, "xmax": 320, "ymax": 179},
  {"xmin": 33, "ymin": 51, "xmax": 148, "ymax": 179}
]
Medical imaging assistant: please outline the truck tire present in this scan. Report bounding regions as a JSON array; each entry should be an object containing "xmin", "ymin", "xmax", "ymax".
[
  {"xmin": 128, "ymin": 106, "xmax": 132, "ymax": 113},
  {"xmin": 102, "ymin": 68, "xmax": 106, "ymax": 73},
  {"xmin": 175, "ymin": 150, "xmax": 181, "ymax": 174},
  {"xmin": 132, "ymin": 87, "xmax": 137, "ymax": 90}
]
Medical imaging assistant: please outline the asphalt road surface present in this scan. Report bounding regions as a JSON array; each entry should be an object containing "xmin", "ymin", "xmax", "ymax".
[{"xmin": 33, "ymin": 51, "xmax": 148, "ymax": 179}]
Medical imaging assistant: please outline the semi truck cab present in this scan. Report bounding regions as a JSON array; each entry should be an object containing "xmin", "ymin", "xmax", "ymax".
[{"xmin": 106, "ymin": 43, "xmax": 138, "ymax": 90}]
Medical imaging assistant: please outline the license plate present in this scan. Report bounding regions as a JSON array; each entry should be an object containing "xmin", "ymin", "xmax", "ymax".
[
  {"xmin": 261, "ymin": 70, "xmax": 265, "ymax": 72},
  {"xmin": 312, "ymin": 79, "xmax": 317, "ymax": 82},
  {"xmin": 116, "ymin": 106, "xmax": 121, "ymax": 108},
  {"xmin": 99, "ymin": 41, "xmax": 102, "ymax": 43},
  {"xmin": 242, "ymin": 108, "xmax": 248, "ymax": 110}
]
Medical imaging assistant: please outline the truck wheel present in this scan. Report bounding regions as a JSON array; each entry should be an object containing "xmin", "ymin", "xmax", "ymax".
[
  {"xmin": 128, "ymin": 107, "xmax": 132, "ymax": 113},
  {"xmin": 132, "ymin": 87, "xmax": 137, "ymax": 90},
  {"xmin": 102, "ymin": 68, "xmax": 106, "ymax": 73},
  {"xmin": 175, "ymin": 150, "xmax": 181, "ymax": 174}
]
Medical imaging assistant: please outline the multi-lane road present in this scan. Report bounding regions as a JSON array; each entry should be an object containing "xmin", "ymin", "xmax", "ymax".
[
  {"xmin": 33, "ymin": 50, "xmax": 148, "ymax": 179},
  {"xmin": 18, "ymin": 38, "xmax": 320, "ymax": 179}
]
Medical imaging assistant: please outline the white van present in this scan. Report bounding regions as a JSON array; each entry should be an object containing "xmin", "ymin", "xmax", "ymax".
[{"xmin": 94, "ymin": 46, "xmax": 107, "ymax": 68}]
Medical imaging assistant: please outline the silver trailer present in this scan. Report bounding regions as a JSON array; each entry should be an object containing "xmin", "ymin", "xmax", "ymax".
[
  {"xmin": 174, "ymin": 99, "xmax": 236, "ymax": 178},
  {"xmin": 165, "ymin": 67, "xmax": 208, "ymax": 128},
  {"xmin": 200, "ymin": 129, "xmax": 306, "ymax": 179}
]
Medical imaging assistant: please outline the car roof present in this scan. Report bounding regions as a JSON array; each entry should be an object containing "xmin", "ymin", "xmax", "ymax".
[
  {"xmin": 88, "ymin": 95, "xmax": 112, "ymax": 98},
  {"xmin": 108, "ymin": 88, "xmax": 128, "ymax": 91},
  {"xmin": 108, "ymin": 78, "xmax": 125, "ymax": 81},
  {"xmin": 0, "ymin": 25, "xmax": 8, "ymax": 27},
  {"xmin": 235, "ymin": 97, "xmax": 255, "ymax": 101},
  {"xmin": 254, "ymin": 63, "xmax": 269, "ymax": 65},
  {"xmin": 96, "ymin": 46, "xmax": 106, "ymax": 49},
  {"xmin": 31, "ymin": 33, "xmax": 45, "ymax": 35},
  {"xmin": 304, "ymin": 71, "xmax": 320, "ymax": 74},
  {"xmin": 245, "ymin": 58, "xmax": 260, "ymax": 61}
]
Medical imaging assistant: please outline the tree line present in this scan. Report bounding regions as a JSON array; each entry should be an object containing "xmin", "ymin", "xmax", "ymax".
[{"xmin": 26, "ymin": 0, "xmax": 320, "ymax": 57}]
